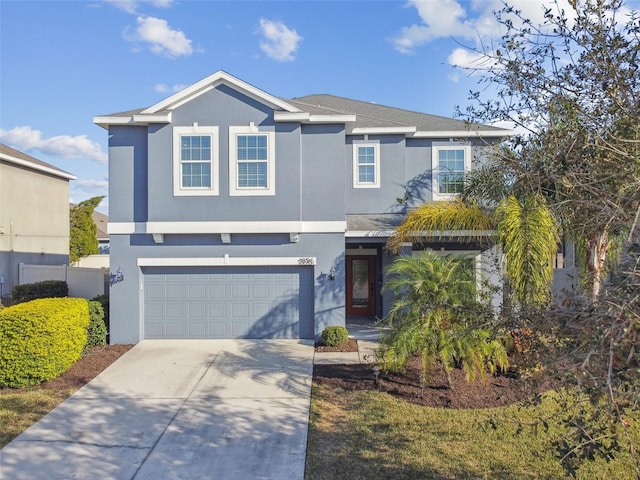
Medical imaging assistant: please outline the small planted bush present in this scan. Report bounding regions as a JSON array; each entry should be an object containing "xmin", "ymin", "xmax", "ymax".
[
  {"xmin": 91, "ymin": 294, "xmax": 109, "ymax": 338},
  {"xmin": 86, "ymin": 300, "xmax": 107, "ymax": 348},
  {"xmin": 12, "ymin": 280, "xmax": 68, "ymax": 305},
  {"xmin": 0, "ymin": 298, "xmax": 89, "ymax": 388},
  {"xmin": 322, "ymin": 326, "xmax": 349, "ymax": 347}
]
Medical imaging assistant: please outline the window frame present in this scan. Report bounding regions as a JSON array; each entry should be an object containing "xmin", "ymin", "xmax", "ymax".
[
  {"xmin": 432, "ymin": 145, "xmax": 471, "ymax": 200},
  {"xmin": 229, "ymin": 126, "xmax": 276, "ymax": 196},
  {"xmin": 173, "ymin": 125, "xmax": 219, "ymax": 197},
  {"xmin": 352, "ymin": 141, "xmax": 380, "ymax": 189}
]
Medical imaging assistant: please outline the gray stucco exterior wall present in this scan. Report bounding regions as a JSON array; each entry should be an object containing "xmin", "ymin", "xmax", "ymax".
[{"xmin": 98, "ymin": 72, "xmax": 514, "ymax": 344}]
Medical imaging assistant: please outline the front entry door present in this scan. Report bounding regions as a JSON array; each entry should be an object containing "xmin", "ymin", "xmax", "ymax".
[{"xmin": 346, "ymin": 256, "xmax": 375, "ymax": 316}]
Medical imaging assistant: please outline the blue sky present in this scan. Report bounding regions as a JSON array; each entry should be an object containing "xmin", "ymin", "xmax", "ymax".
[{"xmin": 1, "ymin": 0, "xmax": 638, "ymax": 214}]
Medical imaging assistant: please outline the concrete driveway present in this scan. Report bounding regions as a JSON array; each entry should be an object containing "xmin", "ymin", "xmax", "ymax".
[{"xmin": 0, "ymin": 339, "xmax": 315, "ymax": 480}]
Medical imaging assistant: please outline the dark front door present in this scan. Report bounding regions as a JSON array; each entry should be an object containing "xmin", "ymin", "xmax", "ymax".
[{"xmin": 346, "ymin": 256, "xmax": 375, "ymax": 316}]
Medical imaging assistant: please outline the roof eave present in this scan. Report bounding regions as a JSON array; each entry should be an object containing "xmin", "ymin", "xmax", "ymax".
[
  {"xmin": 274, "ymin": 112, "xmax": 356, "ymax": 123},
  {"xmin": 93, "ymin": 112, "xmax": 172, "ymax": 129},
  {"xmin": 141, "ymin": 71, "xmax": 302, "ymax": 115},
  {"xmin": 411, "ymin": 129, "xmax": 512, "ymax": 138},
  {"xmin": 0, "ymin": 153, "xmax": 76, "ymax": 180},
  {"xmin": 350, "ymin": 126, "xmax": 417, "ymax": 135}
]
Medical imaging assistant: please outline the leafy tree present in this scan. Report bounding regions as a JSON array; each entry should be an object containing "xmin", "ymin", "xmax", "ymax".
[
  {"xmin": 381, "ymin": 252, "xmax": 508, "ymax": 391},
  {"xmin": 69, "ymin": 196, "xmax": 104, "ymax": 264},
  {"xmin": 443, "ymin": 0, "xmax": 640, "ymax": 471},
  {"xmin": 456, "ymin": 0, "xmax": 640, "ymax": 301}
]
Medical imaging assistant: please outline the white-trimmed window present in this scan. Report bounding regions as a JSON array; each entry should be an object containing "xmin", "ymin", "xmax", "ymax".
[
  {"xmin": 173, "ymin": 125, "xmax": 219, "ymax": 196},
  {"xmin": 229, "ymin": 126, "xmax": 275, "ymax": 196},
  {"xmin": 353, "ymin": 142, "xmax": 380, "ymax": 188},
  {"xmin": 432, "ymin": 145, "xmax": 470, "ymax": 199}
]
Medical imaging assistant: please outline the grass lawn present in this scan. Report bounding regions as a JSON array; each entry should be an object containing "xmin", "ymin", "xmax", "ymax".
[
  {"xmin": 0, "ymin": 344, "xmax": 132, "ymax": 448},
  {"xmin": 0, "ymin": 389, "xmax": 75, "ymax": 447},
  {"xmin": 305, "ymin": 384, "xmax": 640, "ymax": 480}
]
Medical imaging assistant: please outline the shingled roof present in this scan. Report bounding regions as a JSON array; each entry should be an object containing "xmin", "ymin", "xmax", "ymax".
[
  {"xmin": 95, "ymin": 71, "xmax": 511, "ymax": 137},
  {"xmin": 0, "ymin": 143, "xmax": 76, "ymax": 180},
  {"xmin": 288, "ymin": 94, "xmax": 499, "ymax": 132}
]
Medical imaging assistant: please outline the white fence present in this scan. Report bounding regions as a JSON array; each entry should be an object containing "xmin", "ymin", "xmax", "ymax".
[{"xmin": 18, "ymin": 263, "xmax": 107, "ymax": 299}]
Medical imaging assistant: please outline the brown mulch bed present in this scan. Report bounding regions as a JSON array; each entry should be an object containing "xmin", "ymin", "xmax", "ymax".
[
  {"xmin": 314, "ymin": 355, "xmax": 561, "ymax": 409},
  {"xmin": 314, "ymin": 338, "xmax": 359, "ymax": 352},
  {"xmin": 0, "ymin": 344, "xmax": 134, "ymax": 395},
  {"xmin": 2, "ymin": 343, "xmax": 557, "ymax": 411}
]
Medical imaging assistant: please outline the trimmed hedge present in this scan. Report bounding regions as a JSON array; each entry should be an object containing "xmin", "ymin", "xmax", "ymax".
[
  {"xmin": 11, "ymin": 280, "xmax": 68, "ymax": 305},
  {"xmin": 0, "ymin": 298, "xmax": 89, "ymax": 388},
  {"xmin": 322, "ymin": 325, "xmax": 349, "ymax": 347},
  {"xmin": 86, "ymin": 300, "xmax": 107, "ymax": 347}
]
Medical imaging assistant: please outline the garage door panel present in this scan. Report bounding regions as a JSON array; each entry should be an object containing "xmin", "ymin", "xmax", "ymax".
[
  {"xmin": 232, "ymin": 303, "xmax": 249, "ymax": 317},
  {"xmin": 188, "ymin": 284, "xmax": 207, "ymax": 299},
  {"xmin": 210, "ymin": 285, "xmax": 226, "ymax": 298},
  {"xmin": 252, "ymin": 302, "xmax": 269, "ymax": 317},
  {"xmin": 209, "ymin": 303, "xmax": 226, "ymax": 317},
  {"xmin": 165, "ymin": 284, "xmax": 184, "ymax": 299},
  {"xmin": 164, "ymin": 322, "xmax": 186, "ymax": 337},
  {"xmin": 209, "ymin": 323, "xmax": 226, "ymax": 337},
  {"xmin": 143, "ymin": 266, "xmax": 313, "ymax": 339},
  {"xmin": 145, "ymin": 284, "xmax": 164, "ymax": 300},
  {"xmin": 188, "ymin": 323, "xmax": 207, "ymax": 338},
  {"xmin": 166, "ymin": 304, "xmax": 184, "ymax": 317},
  {"xmin": 232, "ymin": 284, "xmax": 249, "ymax": 298},
  {"xmin": 188, "ymin": 303, "xmax": 206, "ymax": 317},
  {"xmin": 252, "ymin": 284, "xmax": 269, "ymax": 298}
]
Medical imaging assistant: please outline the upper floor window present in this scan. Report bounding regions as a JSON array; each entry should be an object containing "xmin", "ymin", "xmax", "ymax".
[
  {"xmin": 173, "ymin": 125, "xmax": 219, "ymax": 196},
  {"xmin": 229, "ymin": 126, "xmax": 275, "ymax": 196},
  {"xmin": 353, "ymin": 142, "xmax": 380, "ymax": 188},
  {"xmin": 432, "ymin": 145, "xmax": 470, "ymax": 199}
]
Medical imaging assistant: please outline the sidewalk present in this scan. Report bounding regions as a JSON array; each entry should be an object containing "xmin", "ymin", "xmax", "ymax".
[{"xmin": 313, "ymin": 317, "xmax": 389, "ymax": 365}]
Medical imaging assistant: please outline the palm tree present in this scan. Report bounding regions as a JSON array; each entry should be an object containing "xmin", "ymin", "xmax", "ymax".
[
  {"xmin": 381, "ymin": 252, "xmax": 508, "ymax": 391},
  {"xmin": 387, "ymin": 191, "xmax": 559, "ymax": 309}
]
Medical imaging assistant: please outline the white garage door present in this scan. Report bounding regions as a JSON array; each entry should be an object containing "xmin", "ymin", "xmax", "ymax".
[{"xmin": 142, "ymin": 265, "xmax": 314, "ymax": 339}]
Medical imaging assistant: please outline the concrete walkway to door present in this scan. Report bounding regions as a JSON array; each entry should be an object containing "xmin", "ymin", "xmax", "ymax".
[{"xmin": 0, "ymin": 340, "xmax": 315, "ymax": 480}]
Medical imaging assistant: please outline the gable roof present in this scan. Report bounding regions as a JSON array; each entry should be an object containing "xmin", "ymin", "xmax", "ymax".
[
  {"xmin": 143, "ymin": 70, "xmax": 301, "ymax": 114},
  {"xmin": 0, "ymin": 143, "xmax": 76, "ymax": 180},
  {"xmin": 94, "ymin": 71, "xmax": 309, "ymax": 129},
  {"xmin": 94, "ymin": 71, "xmax": 511, "ymax": 138}
]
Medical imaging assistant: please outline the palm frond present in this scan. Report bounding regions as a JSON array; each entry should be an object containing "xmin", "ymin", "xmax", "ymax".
[
  {"xmin": 387, "ymin": 198, "xmax": 495, "ymax": 253},
  {"xmin": 495, "ymin": 194, "xmax": 559, "ymax": 307}
]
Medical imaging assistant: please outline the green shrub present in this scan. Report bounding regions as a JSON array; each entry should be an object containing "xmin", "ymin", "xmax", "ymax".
[
  {"xmin": 0, "ymin": 298, "xmax": 89, "ymax": 388},
  {"xmin": 86, "ymin": 300, "xmax": 107, "ymax": 348},
  {"xmin": 322, "ymin": 326, "xmax": 349, "ymax": 347},
  {"xmin": 91, "ymin": 294, "xmax": 109, "ymax": 338},
  {"xmin": 11, "ymin": 280, "xmax": 68, "ymax": 305}
]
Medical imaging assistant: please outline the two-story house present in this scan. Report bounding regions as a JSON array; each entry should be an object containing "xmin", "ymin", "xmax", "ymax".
[
  {"xmin": 94, "ymin": 71, "xmax": 510, "ymax": 344},
  {"xmin": 0, "ymin": 144, "xmax": 76, "ymax": 302}
]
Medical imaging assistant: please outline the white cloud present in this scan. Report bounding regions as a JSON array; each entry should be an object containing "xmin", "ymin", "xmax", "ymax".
[
  {"xmin": 75, "ymin": 179, "xmax": 109, "ymax": 190},
  {"xmin": 391, "ymin": 0, "xmax": 475, "ymax": 54},
  {"xmin": 154, "ymin": 83, "xmax": 187, "ymax": 93},
  {"xmin": 392, "ymin": 0, "xmax": 576, "ymax": 55},
  {"xmin": 0, "ymin": 126, "xmax": 107, "ymax": 163},
  {"xmin": 70, "ymin": 179, "xmax": 109, "ymax": 200},
  {"xmin": 258, "ymin": 19, "xmax": 302, "ymax": 62},
  {"xmin": 125, "ymin": 16, "xmax": 193, "ymax": 59},
  {"xmin": 106, "ymin": 0, "xmax": 174, "ymax": 15},
  {"xmin": 447, "ymin": 47, "xmax": 497, "ymax": 71}
]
